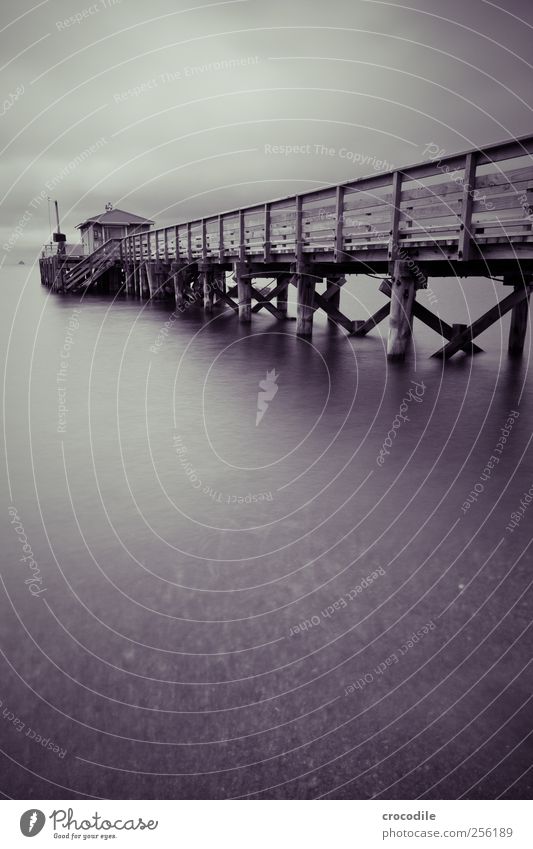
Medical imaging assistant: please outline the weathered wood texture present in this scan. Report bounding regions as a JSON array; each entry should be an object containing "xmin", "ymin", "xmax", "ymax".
[
  {"xmin": 432, "ymin": 283, "xmax": 533, "ymax": 359},
  {"xmin": 39, "ymin": 133, "xmax": 533, "ymax": 360},
  {"xmin": 235, "ymin": 264, "xmax": 252, "ymax": 323},
  {"xmin": 387, "ymin": 261, "xmax": 416, "ymax": 360},
  {"xmin": 114, "ymin": 134, "xmax": 533, "ymax": 269},
  {"xmin": 508, "ymin": 283, "xmax": 531, "ymax": 355},
  {"xmin": 296, "ymin": 270, "xmax": 316, "ymax": 337}
]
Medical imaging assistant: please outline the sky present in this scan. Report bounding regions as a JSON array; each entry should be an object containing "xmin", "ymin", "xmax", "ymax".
[{"xmin": 1, "ymin": 0, "xmax": 533, "ymax": 262}]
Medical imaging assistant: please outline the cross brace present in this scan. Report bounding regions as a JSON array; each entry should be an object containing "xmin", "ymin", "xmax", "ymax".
[
  {"xmin": 431, "ymin": 283, "xmax": 533, "ymax": 359},
  {"xmin": 251, "ymin": 278, "xmax": 291, "ymax": 314},
  {"xmin": 312, "ymin": 291, "xmax": 355, "ymax": 333},
  {"xmin": 378, "ymin": 279, "xmax": 484, "ymax": 355},
  {"xmin": 209, "ymin": 280, "xmax": 239, "ymax": 313},
  {"xmin": 248, "ymin": 285, "xmax": 285, "ymax": 319},
  {"xmin": 353, "ymin": 303, "xmax": 391, "ymax": 336},
  {"xmin": 285, "ymin": 274, "xmax": 355, "ymax": 333}
]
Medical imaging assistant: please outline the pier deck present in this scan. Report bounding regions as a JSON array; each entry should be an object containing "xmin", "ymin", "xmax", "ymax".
[{"xmin": 40, "ymin": 133, "xmax": 533, "ymax": 359}]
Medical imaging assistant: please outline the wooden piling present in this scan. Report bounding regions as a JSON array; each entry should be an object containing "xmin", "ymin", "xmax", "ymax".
[
  {"xmin": 145, "ymin": 263, "xmax": 155, "ymax": 299},
  {"xmin": 508, "ymin": 282, "xmax": 531, "ymax": 356},
  {"xmin": 128, "ymin": 263, "xmax": 135, "ymax": 295},
  {"xmin": 213, "ymin": 269, "xmax": 226, "ymax": 305},
  {"xmin": 296, "ymin": 267, "xmax": 315, "ymax": 337},
  {"xmin": 201, "ymin": 267, "xmax": 214, "ymax": 313},
  {"xmin": 387, "ymin": 260, "xmax": 416, "ymax": 360},
  {"xmin": 276, "ymin": 274, "xmax": 290, "ymax": 317},
  {"xmin": 172, "ymin": 265, "xmax": 184, "ymax": 308},
  {"xmin": 325, "ymin": 275, "xmax": 344, "ymax": 324},
  {"xmin": 160, "ymin": 262, "xmax": 172, "ymax": 299},
  {"xmin": 140, "ymin": 264, "xmax": 150, "ymax": 300},
  {"xmin": 235, "ymin": 263, "xmax": 251, "ymax": 323},
  {"xmin": 109, "ymin": 264, "xmax": 122, "ymax": 294}
]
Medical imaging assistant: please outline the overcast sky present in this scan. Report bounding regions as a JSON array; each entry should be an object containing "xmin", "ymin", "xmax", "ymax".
[{"xmin": 1, "ymin": 0, "xmax": 532, "ymax": 261}]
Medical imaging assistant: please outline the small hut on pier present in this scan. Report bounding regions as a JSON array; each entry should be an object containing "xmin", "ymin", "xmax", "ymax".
[{"xmin": 76, "ymin": 204, "xmax": 153, "ymax": 254}]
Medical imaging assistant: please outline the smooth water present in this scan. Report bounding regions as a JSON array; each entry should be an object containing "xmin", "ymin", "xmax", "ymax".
[{"xmin": 1, "ymin": 265, "xmax": 532, "ymax": 799}]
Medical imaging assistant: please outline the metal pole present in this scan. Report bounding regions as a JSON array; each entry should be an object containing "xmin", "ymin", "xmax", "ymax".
[{"xmin": 54, "ymin": 200, "xmax": 61, "ymax": 234}]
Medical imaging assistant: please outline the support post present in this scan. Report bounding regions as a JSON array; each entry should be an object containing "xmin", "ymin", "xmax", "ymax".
[
  {"xmin": 201, "ymin": 266, "xmax": 214, "ymax": 313},
  {"xmin": 296, "ymin": 266, "xmax": 315, "ymax": 337},
  {"xmin": 140, "ymin": 264, "xmax": 150, "ymax": 300},
  {"xmin": 174, "ymin": 267, "xmax": 188, "ymax": 308},
  {"xmin": 145, "ymin": 263, "xmax": 155, "ymax": 299},
  {"xmin": 213, "ymin": 268, "xmax": 226, "ymax": 305},
  {"xmin": 108, "ymin": 265, "xmax": 120, "ymax": 294},
  {"xmin": 325, "ymin": 275, "xmax": 344, "ymax": 324},
  {"xmin": 127, "ymin": 263, "xmax": 134, "ymax": 295},
  {"xmin": 508, "ymin": 280, "xmax": 531, "ymax": 356},
  {"xmin": 235, "ymin": 262, "xmax": 251, "ymax": 322},
  {"xmin": 387, "ymin": 260, "xmax": 416, "ymax": 360},
  {"xmin": 277, "ymin": 274, "xmax": 289, "ymax": 317}
]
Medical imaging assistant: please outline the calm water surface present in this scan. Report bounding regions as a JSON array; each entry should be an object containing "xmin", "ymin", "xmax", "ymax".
[{"xmin": 1, "ymin": 266, "xmax": 532, "ymax": 799}]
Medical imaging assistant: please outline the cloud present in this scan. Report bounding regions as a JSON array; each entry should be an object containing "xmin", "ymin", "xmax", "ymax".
[{"xmin": 1, "ymin": 0, "xmax": 531, "ymax": 263}]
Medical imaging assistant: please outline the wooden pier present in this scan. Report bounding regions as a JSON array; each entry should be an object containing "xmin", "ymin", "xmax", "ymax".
[{"xmin": 40, "ymin": 133, "xmax": 533, "ymax": 359}]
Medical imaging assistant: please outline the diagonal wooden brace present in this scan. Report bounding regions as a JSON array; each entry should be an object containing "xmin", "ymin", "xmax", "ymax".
[
  {"xmin": 209, "ymin": 280, "xmax": 239, "ymax": 313},
  {"xmin": 313, "ymin": 291, "xmax": 355, "ymax": 333},
  {"xmin": 352, "ymin": 303, "xmax": 390, "ymax": 336},
  {"xmin": 251, "ymin": 279, "xmax": 291, "ymax": 316},
  {"xmin": 379, "ymin": 279, "xmax": 483, "ymax": 354},
  {"xmin": 249, "ymin": 285, "xmax": 285, "ymax": 319},
  {"xmin": 251, "ymin": 278, "xmax": 291, "ymax": 310},
  {"xmin": 431, "ymin": 283, "xmax": 533, "ymax": 359}
]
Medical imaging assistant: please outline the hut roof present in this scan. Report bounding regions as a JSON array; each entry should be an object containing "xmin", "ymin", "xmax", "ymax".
[{"xmin": 76, "ymin": 208, "xmax": 154, "ymax": 229}]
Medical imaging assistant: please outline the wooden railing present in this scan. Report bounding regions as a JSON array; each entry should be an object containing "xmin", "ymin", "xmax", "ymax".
[
  {"xmin": 121, "ymin": 133, "xmax": 533, "ymax": 267},
  {"xmin": 64, "ymin": 238, "xmax": 122, "ymax": 290}
]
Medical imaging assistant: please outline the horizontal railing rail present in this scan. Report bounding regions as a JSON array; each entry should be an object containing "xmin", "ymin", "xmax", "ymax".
[
  {"xmin": 116, "ymin": 133, "xmax": 533, "ymax": 267},
  {"xmin": 63, "ymin": 238, "xmax": 123, "ymax": 290}
]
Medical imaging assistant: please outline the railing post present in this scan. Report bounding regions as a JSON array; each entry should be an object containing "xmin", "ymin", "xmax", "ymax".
[
  {"xmin": 458, "ymin": 152, "xmax": 476, "ymax": 261},
  {"xmin": 187, "ymin": 222, "xmax": 192, "ymax": 262},
  {"xmin": 388, "ymin": 171, "xmax": 402, "ymax": 262},
  {"xmin": 140, "ymin": 233, "xmax": 147, "ymax": 299},
  {"xmin": 201, "ymin": 218, "xmax": 207, "ymax": 261},
  {"xmin": 334, "ymin": 186, "xmax": 344, "ymax": 262},
  {"xmin": 218, "ymin": 215, "xmax": 224, "ymax": 262},
  {"xmin": 239, "ymin": 210, "xmax": 245, "ymax": 262},
  {"xmin": 295, "ymin": 195, "xmax": 303, "ymax": 263},
  {"xmin": 263, "ymin": 202, "xmax": 271, "ymax": 262},
  {"xmin": 128, "ymin": 237, "xmax": 135, "ymax": 294}
]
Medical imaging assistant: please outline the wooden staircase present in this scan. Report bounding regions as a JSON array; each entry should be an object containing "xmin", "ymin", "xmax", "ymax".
[{"xmin": 63, "ymin": 238, "xmax": 122, "ymax": 292}]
